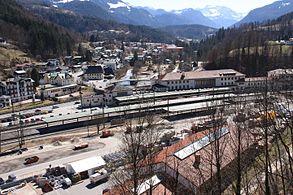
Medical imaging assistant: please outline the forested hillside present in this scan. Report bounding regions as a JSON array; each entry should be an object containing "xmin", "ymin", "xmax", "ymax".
[
  {"xmin": 18, "ymin": 1, "xmax": 175, "ymax": 43},
  {"xmin": 0, "ymin": 0, "xmax": 76, "ymax": 58},
  {"xmin": 160, "ymin": 24, "xmax": 217, "ymax": 40},
  {"xmin": 196, "ymin": 12, "xmax": 293, "ymax": 76}
]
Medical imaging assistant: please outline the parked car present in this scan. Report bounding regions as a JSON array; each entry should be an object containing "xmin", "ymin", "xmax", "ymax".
[
  {"xmin": 24, "ymin": 156, "xmax": 39, "ymax": 165},
  {"xmin": 6, "ymin": 174, "xmax": 16, "ymax": 182},
  {"xmin": 52, "ymin": 105, "xmax": 59, "ymax": 109},
  {"xmin": 74, "ymin": 101, "xmax": 80, "ymax": 105},
  {"xmin": 100, "ymin": 130, "xmax": 114, "ymax": 138},
  {"xmin": 102, "ymin": 189, "xmax": 110, "ymax": 194},
  {"xmin": 73, "ymin": 143, "xmax": 88, "ymax": 150}
]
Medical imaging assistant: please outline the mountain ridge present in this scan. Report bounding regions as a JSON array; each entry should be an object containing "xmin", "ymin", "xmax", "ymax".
[{"xmin": 237, "ymin": 0, "xmax": 293, "ymax": 25}]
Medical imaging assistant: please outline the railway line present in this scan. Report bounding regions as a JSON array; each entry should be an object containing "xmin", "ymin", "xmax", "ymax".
[{"xmin": 0, "ymin": 90, "xmax": 260, "ymax": 149}]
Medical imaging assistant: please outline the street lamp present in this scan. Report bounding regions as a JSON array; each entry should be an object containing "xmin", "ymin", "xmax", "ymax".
[
  {"xmin": 102, "ymin": 94, "xmax": 105, "ymax": 129},
  {"xmin": 90, "ymin": 95, "xmax": 92, "ymax": 114},
  {"xmin": 79, "ymin": 88, "xmax": 83, "ymax": 111}
]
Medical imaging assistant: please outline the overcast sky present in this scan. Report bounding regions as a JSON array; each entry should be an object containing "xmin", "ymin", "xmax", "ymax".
[{"xmin": 123, "ymin": 0, "xmax": 277, "ymax": 13}]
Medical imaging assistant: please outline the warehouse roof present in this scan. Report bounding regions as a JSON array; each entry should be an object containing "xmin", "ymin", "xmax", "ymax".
[{"xmin": 66, "ymin": 156, "xmax": 106, "ymax": 174}]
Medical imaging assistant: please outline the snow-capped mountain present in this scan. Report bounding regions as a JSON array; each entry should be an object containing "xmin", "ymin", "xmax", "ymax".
[
  {"xmin": 237, "ymin": 0, "xmax": 293, "ymax": 25},
  {"xmin": 45, "ymin": 0, "xmax": 219, "ymax": 28},
  {"xmin": 198, "ymin": 6, "xmax": 246, "ymax": 27}
]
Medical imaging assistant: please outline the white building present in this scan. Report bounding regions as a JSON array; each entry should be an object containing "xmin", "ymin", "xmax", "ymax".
[
  {"xmin": 82, "ymin": 84, "xmax": 133, "ymax": 107},
  {"xmin": 159, "ymin": 69, "xmax": 245, "ymax": 91},
  {"xmin": 6, "ymin": 78, "xmax": 35, "ymax": 102},
  {"xmin": 236, "ymin": 77, "xmax": 272, "ymax": 91},
  {"xmin": 102, "ymin": 59, "xmax": 119, "ymax": 72},
  {"xmin": 37, "ymin": 84, "xmax": 79, "ymax": 99}
]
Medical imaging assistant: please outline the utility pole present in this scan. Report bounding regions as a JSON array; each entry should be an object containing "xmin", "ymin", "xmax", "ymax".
[
  {"xmin": 264, "ymin": 77, "xmax": 271, "ymax": 195},
  {"xmin": 79, "ymin": 88, "xmax": 83, "ymax": 111},
  {"xmin": 18, "ymin": 112, "xmax": 24, "ymax": 149},
  {"xmin": 153, "ymin": 90, "xmax": 155, "ymax": 105},
  {"xmin": 88, "ymin": 97, "xmax": 92, "ymax": 137},
  {"xmin": 167, "ymin": 98, "xmax": 170, "ymax": 117},
  {"xmin": 103, "ymin": 94, "xmax": 105, "ymax": 129},
  {"xmin": 0, "ymin": 125, "xmax": 2, "ymax": 153}
]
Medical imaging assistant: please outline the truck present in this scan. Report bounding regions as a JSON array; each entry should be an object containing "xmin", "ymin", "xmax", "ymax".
[{"xmin": 89, "ymin": 169, "xmax": 109, "ymax": 184}]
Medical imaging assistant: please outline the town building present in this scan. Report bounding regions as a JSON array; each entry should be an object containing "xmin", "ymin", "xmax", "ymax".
[
  {"xmin": 102, "ymin": 59, "xmax": 119, "ymax": 72},
  {"xmin": 0, "ymin": 82, "xmax": 6, "ymax": 96},
  {"xmin": 46, "ymin": 59, "xmax": 60, "ymax": 72},
  {"xmin": 236, "ymin": 77, "xmax": 272, "ymax": 91},
  {"xmin": 159, "ymin": 69, "xmax": 245, "ymax": 91},
  {"xmin": 37, "ymin": 84, "xmax": 79, "ymax": 99},
  {"xmin": 107, "ymin": 126, "xmax": 256, "ymax": 194},
  {"xmin": 44, "ymin": 72, "xmax": 74, "ymax": 86},
  {"xmin": 13, "ymin": 70, "xmax": 27, "ymax": 79},
  {"xmin": 268, "ymin": 68, "xmax": 293, "ymax": 90},
  {"xmin": 5, "ymin": 78, "xmax": 35, "ymax": 102},
  {"xmin": 0, "ymin": 95, "xmax": 11, "ymax": 108},
  {"xmin": 83, "ymin": 65, "xmax": 104, "ymax": 80},
  {"xmin": 0, "ymin": 37, "xmax": 7, "ymax": 45},
  {"xmin": 82, "ymin": 84, "xmax": 133, "ymax": 107}
]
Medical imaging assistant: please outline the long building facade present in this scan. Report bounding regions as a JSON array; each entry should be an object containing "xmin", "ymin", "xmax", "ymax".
[{"xmin": 159, "ymin": 69, "xmax": 245, "ymax": 91}]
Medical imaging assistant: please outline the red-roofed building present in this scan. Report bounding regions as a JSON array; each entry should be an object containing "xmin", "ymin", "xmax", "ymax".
[{"xmin": 107, "ymin": 125, "xmax": 258, "ymax": 194}]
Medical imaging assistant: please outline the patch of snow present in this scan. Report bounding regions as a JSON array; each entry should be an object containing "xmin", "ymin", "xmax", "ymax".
[
  {"xmin": 173, "ymin": 10, "xmax": 183, "ymax": 15},
  {"xmin": 53, "ymin": 0, "xmax": 89, "ymax": 3},
  {"xmin": 108, "ymin": 1, "xmax": 130, "ymax": 9},
  {"xmin": 204, "ymin": 8, "xmax": 222, "ymax": 17},
  {"xmin": 279, "ymin": 2, "xmax": 290, "ymax": 8}
]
